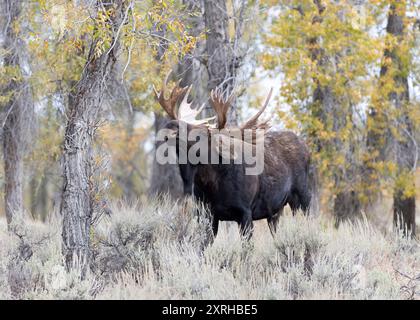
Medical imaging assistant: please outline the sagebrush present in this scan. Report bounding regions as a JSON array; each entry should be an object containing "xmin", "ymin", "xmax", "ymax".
[{"xmin": 0, "ymin": 197, "xmax": 418, "ymax": 300}]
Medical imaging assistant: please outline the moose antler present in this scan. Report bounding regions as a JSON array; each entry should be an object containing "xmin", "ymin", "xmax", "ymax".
[
  {"xmin": 154, "ymin": 70, "xmax": 215, "ymax": 125},
  {"xmin": 240, "ymin": 88, "xmax": 273, "ymax": 131},
  {"xmin": 178, "ymin": 86, "xmax": 215, "ymax": 125},
  {"xmin": 153, "ymin": 70, "xmax": 188, "ymax": 120},
  {"xmin": 210, "ymin": 88, "xmax": 235, "ymax": 129}
]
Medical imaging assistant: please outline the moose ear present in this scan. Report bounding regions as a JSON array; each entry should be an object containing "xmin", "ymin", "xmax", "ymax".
[{"xmin": 212, "ymin": 134, "xmax": 238, "ymax": 160}]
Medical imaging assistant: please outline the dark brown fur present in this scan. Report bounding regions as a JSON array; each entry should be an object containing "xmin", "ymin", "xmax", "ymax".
[
  {"xmin": 169, "ymin": 121, "xmax": 311, "ymax": 239},
  {"xmin": 154, "ymin": 76, "xmax": 310, "ymax": 239}
]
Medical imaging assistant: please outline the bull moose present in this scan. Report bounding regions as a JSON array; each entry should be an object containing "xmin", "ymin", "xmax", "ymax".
[{"xmin": 154, "ymin": 72, "xmax": 311, "ymax": 239}]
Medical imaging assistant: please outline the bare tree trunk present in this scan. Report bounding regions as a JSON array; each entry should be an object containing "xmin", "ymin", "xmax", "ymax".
[
  {"xmin": 38, "ymin": 175, "xmax": 48, "ymax": 221},
  {"xmin": 3, "ymin": 106, "xmax": 24, "ymax": 226},
  {"xmin": 1, "ymin": 0, "xmax": 33, "ymax": 228},
  {"xmin": 204, "ymin": 0, "xmax": 248, "ymax": 125},
  {"xmin": 60, "ymin": 0, "xmax": 127, "ymax": 275},
  {"xmin": 204, "ymin": 0, "xmax": 230, "ymax": 93},
  {"xmin": 29, "ymin": 173, "xmax": 49, "ymax": 221}
]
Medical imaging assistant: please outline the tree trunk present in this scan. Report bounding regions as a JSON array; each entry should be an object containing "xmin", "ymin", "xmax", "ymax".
[
  {"xmin": 149, "ymin": 113, "xmax": 184, "ymax": 199},
  {"xmin": 29, "ymin": 173, "xmax": 49, "ymax": 221},
  {"xmin": 204, "ymin": 0, "xmax": 230, "ymax": 94},
  {"xmin": 365, "ymin": 2, "xmax": 415, "ymax": 236},
  {"xmin": 60, "ymin": 0, "xmax": 127, "ymax": 275},
  {"xmin": 309, "ymin": 0, "xmax": 361, "ymax": 224},
  {"xmin": 383, "ymin": 2, "xmax": 415, "ymax": 237},
  {"xmin": 1, "ymin": 0, "xmax": 33, "ymax": 228},
  {"xmin": 204, "ymin": 0, "xmax": 246, "ymax": 125},
  {"xmin": 38, "ymin": 174, "xmax": 48, "ymax": 221}
]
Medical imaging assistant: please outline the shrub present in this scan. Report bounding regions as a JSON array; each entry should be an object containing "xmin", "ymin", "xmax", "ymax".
[{"xmin": 0, "ymin": 199, "xmax": 418, "ymax": 300}]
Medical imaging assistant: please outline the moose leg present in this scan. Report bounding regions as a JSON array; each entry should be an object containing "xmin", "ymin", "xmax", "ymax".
[
  {"xmin": 295, "ymin": 174, "xmax": 311, "ymax": 215},
  {"xmin": 288, "ymin": 193, "xmax": 300, "ymax": 216},
  {"xmin": 267, "ymin": 208, "xmax": 283, "ymax": 237},
  {"xmin": 212, "ymin": 217, "xmax": 219, "ymax": 237},
  {"xmin": 299, "ymin": 191, "xmax": 311, "ymax": 216},
  {"xmin": 239, "ymin": 209, "xmax": 254, "ymax": 241}
]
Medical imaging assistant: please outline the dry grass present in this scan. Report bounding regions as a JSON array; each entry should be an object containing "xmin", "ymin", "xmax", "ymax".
[{"xmin": 0, "ymin": 197, "xmax": 418, "ymax": 300}]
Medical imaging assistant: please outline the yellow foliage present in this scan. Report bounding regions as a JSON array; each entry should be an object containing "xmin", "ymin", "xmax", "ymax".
[
  {"xmin": 262, "ymin": 0, "xmax": 418, "ymax": 207},
  {"xmin": 98, "ymin": 124, "xmax": 148, "ymax": 165}
]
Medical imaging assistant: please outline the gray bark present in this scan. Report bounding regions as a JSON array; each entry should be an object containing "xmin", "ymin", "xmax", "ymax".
[
  {"xmin": 204, "ymin": 0, "xmax": 248, "ymax": 125},
  {"xmin": 60, "ymin": 0, "xmax": 127, "ymax": 275},
  {"xmin": 29, "ymin": 173, "xmax": 49, "ymax": 221},
  {"xmin": 382, "ymin": 3, "xmax": 416, "ymax": 237},
  {"xmin": 366, "ymin": 3, "xmax": 416, "ymax": 237},
  {"xmin": 204, "ymin": 0, "xmax": 230, "ymax": 93},
  {"xmin": 1, "ymin": 0, "xmax": 33, "ymax": 228},
  {"xmin": 178, "ymin": 0, "xmax": 205, "ymax": 86},
  {"xmin": 309, "ymin": 0, "xmax": 362, "ymax": 224}
]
